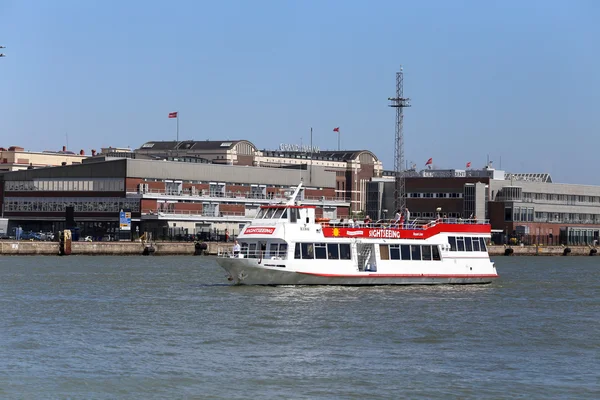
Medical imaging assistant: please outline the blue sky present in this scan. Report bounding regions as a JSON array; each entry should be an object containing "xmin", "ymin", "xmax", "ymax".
[{"xmin": 1, "ymin": 0, "xmax": 599, "ymax": 184}]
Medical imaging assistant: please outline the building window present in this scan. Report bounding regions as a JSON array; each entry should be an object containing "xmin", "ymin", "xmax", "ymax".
[{"xmin": 505, "ymin": 207, "xmax": 512, "ymax": 221}]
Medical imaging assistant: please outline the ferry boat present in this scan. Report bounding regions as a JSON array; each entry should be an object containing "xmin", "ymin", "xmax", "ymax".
[{"xmin": 217, "ymin": 183, "xmax": 498, "ymax": 285}]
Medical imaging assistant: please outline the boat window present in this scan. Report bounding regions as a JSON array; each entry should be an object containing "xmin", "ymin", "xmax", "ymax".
[
  {"xmin": 432, "ymin": 246, "xmax": 441, "ymax": 260},
  {"xmin": 290, "ymin": 208, "xmax": 298, "ymax": 223},
  {"xmin": 301, "ymin": 243, "xmax": 314, "ymax": 259},
  {"xmin": 241, "ymin": 242, "xmax": 249, "ymax": 257},
  {"xmin": 249, "ymin": 243, "xmax": 257, "ymax": 258},
  {"xmin": 421, "ymin": 245, "xmax": 432, "ymax": 261},
  {"xmin": 339, "ymin": 243, "xmax": 351, "ymax": 260},
  {"xmin": 327, "ymin": 243, "xmax": 339, "ymax": 259},
  {"xmin": 294, "ymin": 243, "xmax": 301, "ymax": 259},
  {"xmin": 281, "ymin": 209, "xmax": 288, "ymax": 219},
  {"xmin": 265, "ymin": 208, "xmax": 276, "ymax": 219},
  {"xmin": 256, "ymin": 209, "xmax": 266, "ymax": 219},
  {"xmin": 472, "ymin": 237, "xmax": 481, "ymax": 252},
  {"xmin": 274, "ymin": 208, "xmax": 284, "ymax": 219},
  {"xmin": 401, "ymin": 245, "xmax": 411, "ymax": 260},
  {"xmin": 315, "ymin": 243, "xmax": 327, "ymax": 259},
  {"xmin": 479, "ymin": 237, "xmax": 487, "ymax": 252},
  {"xmin": 411, "ymin": 245, "xmax": 422, "ymax": 261},
  {"xmin": 457, "ymin": 237, "xmax": 465, "ymax": 251},
  {"xmin": 280, "ymin": 243, "xmax": 288, "ymax": 257},
  {"xmin": 465, "ymin": 237, "xmax": 473, "ymax": 251},
  {"xmin": 449, "ymin": 236, "xmax": 457, "ymax": 251},
  {"xmin": 269, "ymin": 243, "xmax": 279, "ymax": 258},
  {"xmin": 390, "ymin": 244, "xmax": 400, "ymax": 260},
  {"xmin": 379, "ymin": 244, "xmax": 389, "ymax": 260}
]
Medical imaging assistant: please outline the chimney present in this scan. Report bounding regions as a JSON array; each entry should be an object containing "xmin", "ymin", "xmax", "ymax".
[
  {"xmin": 62, "ymin": 145, "xmax": 66, "ymax": 152},
  {"xmin": 91, "ymin": 149, "xmax": 97, "ymax": 156},
  {"xmin": 79, "ymin": 149, "xmax": 85, "ymax": 155}
]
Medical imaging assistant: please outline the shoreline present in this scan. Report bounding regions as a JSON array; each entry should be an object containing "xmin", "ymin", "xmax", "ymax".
[{"xmin": 0, "ymin": 241, "xmax": 597, "ymax": 256}]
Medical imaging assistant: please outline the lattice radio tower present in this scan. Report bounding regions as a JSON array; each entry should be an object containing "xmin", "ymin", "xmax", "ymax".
[{"xmin": 388, "ymin": 66, "xmax": 411, "ymax": 213}]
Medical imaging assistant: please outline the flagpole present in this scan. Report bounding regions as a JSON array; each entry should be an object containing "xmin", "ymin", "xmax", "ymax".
[
  {"xmin": 338, "ymin": 130, "xmax": 340, "ymax": 151},
  {"xmin": 176, "ymin": 112, "xmax": 179, "ymax": 142}
]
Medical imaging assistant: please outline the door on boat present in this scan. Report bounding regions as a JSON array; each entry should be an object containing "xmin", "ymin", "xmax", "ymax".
[{"xmin": 356, "ymin": 243, "xmax": 376, "ymax": 271}]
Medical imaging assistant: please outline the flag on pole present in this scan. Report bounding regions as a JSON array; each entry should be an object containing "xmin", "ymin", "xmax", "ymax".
[
  {"xmin": 168, "ymin": 112, "xmax": 178, "ymax": 118},
  {"xmin": 425, "ymin": 157, "xmax": 433, "ymax": 166},
  {"xmin": 466, "ymin": 161, "xmax": 471, "ymax": 168},
  {"xmin": 333, "ymin": 127, "xmax": 340, "ymax": 132}
]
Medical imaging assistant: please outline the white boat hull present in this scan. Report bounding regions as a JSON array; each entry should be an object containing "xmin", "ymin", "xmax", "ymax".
[{"xmin": 217, "ymin": 257, "xmax": 498, "ymax": 286}]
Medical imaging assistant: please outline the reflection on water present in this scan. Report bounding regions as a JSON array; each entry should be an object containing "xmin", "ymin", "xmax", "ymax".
[{"xmin": 0, "ymin": 256, "xmax": 598, "ymax": 399}]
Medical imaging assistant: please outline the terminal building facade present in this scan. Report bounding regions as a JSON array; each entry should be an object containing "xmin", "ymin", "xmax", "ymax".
[{"xmin": 0, "ymin": 153, "xmax": 364, "ymax": 240}]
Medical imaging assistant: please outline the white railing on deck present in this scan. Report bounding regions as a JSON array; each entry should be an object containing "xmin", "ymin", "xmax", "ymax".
[
  {"xmin": 217, "ymin": 248, "xmax": 288, "ymax": 260},
  {"xmin": 329, "ymin": 217, "xmax": 489, "ymax": 230}
]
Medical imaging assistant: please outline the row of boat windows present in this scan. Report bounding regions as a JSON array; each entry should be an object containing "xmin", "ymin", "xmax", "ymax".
[
  {"xmin": 379, "ymin": 244, "xmax": 441, "ymax": 261},
  {"xmin": 448, "ymin": 236, "xmax": 488, "ymax": 252},
  {"xmin": 294, "ymin": 243, "xmax": 352, "ymax": 260},
  {"xmin": 238, "ymin": 242, "xmax": 289, "ymax": 259},
  {"xmin": 255, "ymin": 207, "xmax": 302, "ymax": 222}
]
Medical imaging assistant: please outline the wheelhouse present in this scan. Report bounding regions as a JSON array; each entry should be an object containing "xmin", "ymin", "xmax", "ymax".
[{"xmin": 237, "ymin": 204, "xmax": 317, "ymax": 260}]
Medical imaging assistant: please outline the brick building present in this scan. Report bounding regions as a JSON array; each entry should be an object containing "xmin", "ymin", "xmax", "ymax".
[
  {"xmin": 0, "ymin": 157, "xmax": 351, "ymax": 240},
  {"xmin": 366, "ymin": 167, "xmax": 600, "ymax": 245}
]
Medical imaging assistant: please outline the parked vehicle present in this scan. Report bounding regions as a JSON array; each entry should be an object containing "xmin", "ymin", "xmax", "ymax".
[{"xmin": 20, "ymin": 231, "xmax": 42, "ymax": 241}]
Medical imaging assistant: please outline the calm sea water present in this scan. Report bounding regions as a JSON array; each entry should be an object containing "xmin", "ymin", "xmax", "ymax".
[{"xmin": 0, "ymin": 256, "xmax": 598, "ymax": 399}]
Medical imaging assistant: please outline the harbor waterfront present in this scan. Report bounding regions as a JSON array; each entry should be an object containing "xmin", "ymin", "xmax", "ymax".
[
  {"xmin": 0, "ymin": 256, "xmax": 597, "ymax": 399},
  {"xmin": 0, "ymin": 240, "xmax": 597, "ymax": 256}
]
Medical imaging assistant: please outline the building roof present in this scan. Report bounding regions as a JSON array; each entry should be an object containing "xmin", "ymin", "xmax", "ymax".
[
  {"xmin": 261, "ymin": 149, "xmax": 378, "ymax": 162},
  {"xmin": 138, "ymin": 140, "xmax": 243, "ymax": 151}
]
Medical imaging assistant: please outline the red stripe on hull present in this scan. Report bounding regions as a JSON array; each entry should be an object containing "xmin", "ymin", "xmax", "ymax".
[{"xmin": 298, "ymin": 272, "xmax": 499, "ymax": 279}]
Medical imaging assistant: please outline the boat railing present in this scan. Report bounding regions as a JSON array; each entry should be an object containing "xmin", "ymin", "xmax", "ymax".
[
  {"xmin": 327, "ymin": 217, "xmax": 489, "ymax": 230},
  {"xmin": 217, "ymin": 248, "xmax": 289, "ymax": 260}
]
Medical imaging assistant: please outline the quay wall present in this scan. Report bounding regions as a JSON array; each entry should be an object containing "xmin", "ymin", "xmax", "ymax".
[
  {"xmin": 488, "ymin": 245, "xmax": 598, "ymax": 256},
  {"xmin": 0, "ymin": 242, "xmax": 596, "ymax": 256},
  {"xmin": 0, "ymin": 241, "xmax": 232, "ymax": 256}
]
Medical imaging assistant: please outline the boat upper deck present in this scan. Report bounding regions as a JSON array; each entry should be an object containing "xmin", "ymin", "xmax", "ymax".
[{"xmin": 320, "ymin": 218, "xmax": 490, "ymax": 240}]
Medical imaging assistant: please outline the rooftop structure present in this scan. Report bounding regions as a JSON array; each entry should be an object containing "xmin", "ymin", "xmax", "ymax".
[{"xmin": 0, "ymin": 145, "xmax": 88, "ymax": 172}]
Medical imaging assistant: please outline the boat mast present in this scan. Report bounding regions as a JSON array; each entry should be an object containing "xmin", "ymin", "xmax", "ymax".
[{"xmin": 286, "ymin": 181, "xmax": 303, "ymax": 206}]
